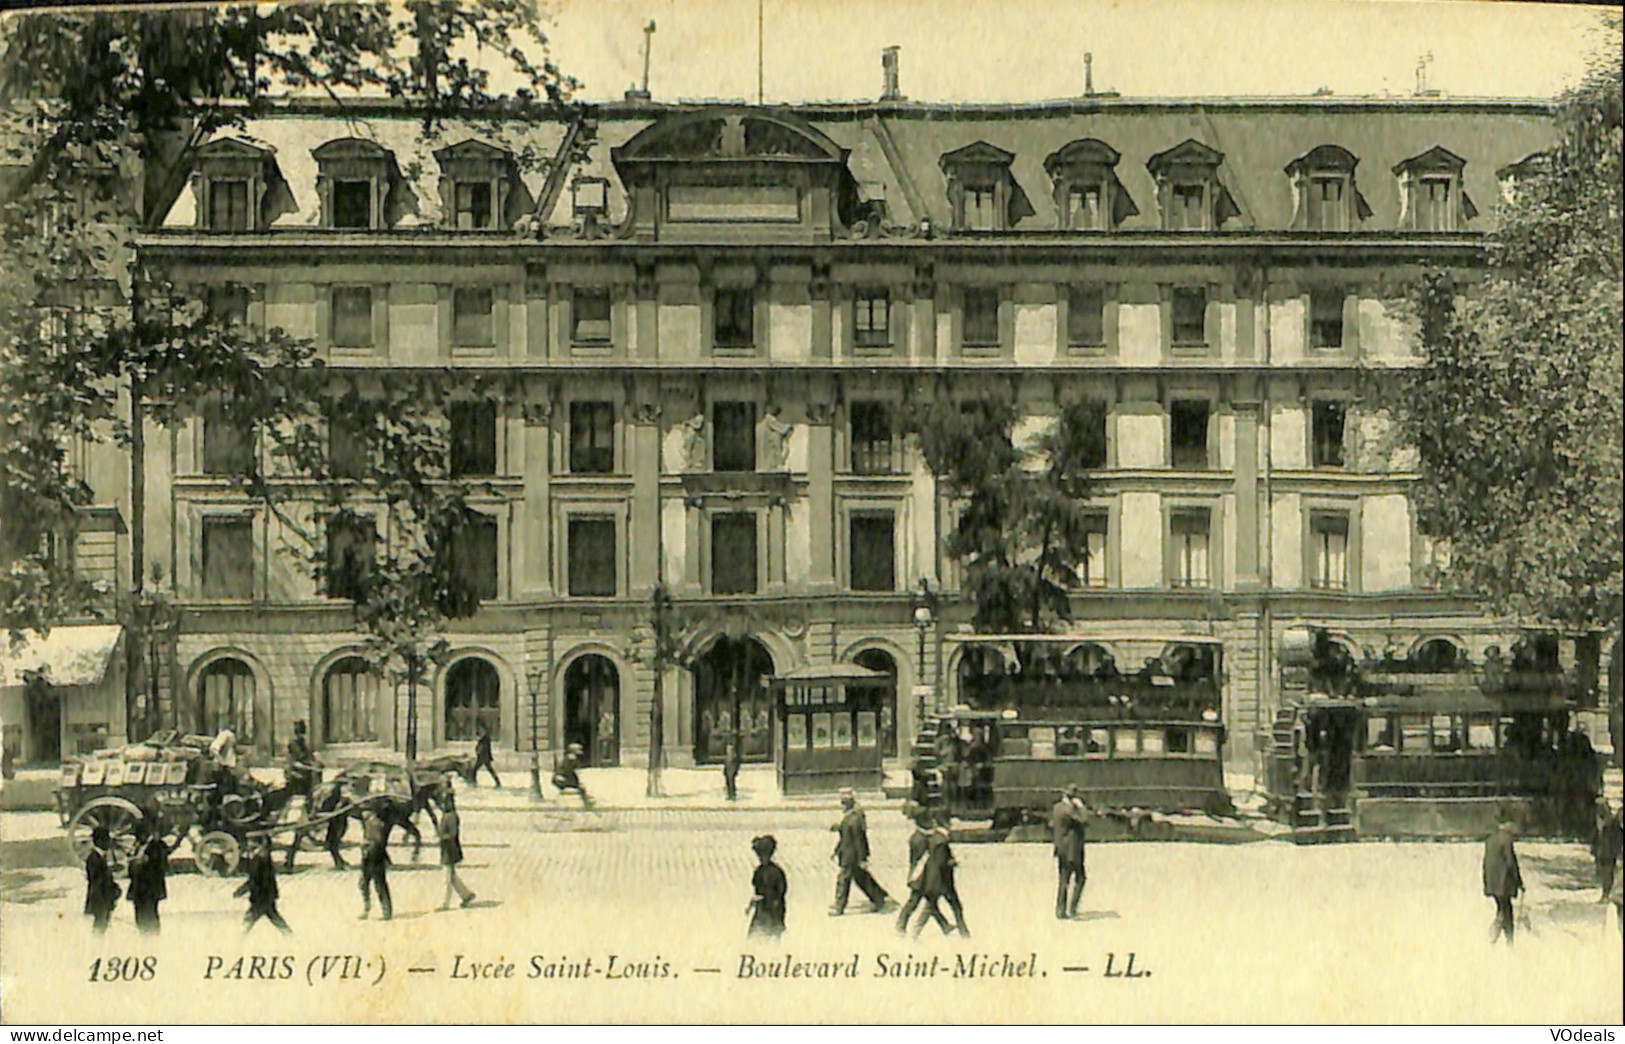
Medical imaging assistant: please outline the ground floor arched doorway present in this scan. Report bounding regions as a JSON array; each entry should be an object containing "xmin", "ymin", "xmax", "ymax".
[
  {"xmin": 693, "ymin": 636, "xmax": 774, "ymax": 765},
  {"xmin": 852, "ymin": 648, "xmax": 900, "ymax": 758},
  {"xmin": 564, "ymin": 654, "xmax": 620, "ymax": 766}
]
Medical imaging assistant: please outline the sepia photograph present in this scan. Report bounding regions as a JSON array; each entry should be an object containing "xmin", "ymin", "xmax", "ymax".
[{"xmin": 0, "ymin": 0, "xmax": 1620, "ymax": 1027}]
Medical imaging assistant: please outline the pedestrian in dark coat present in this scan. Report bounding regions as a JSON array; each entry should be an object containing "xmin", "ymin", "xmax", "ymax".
[
  {"xmin": 1050, "ymin": 784, "xmax": 1091, "ymax": 919},
  {"xmin": 437, "ymin": 791, "xmax": 475, "ymax": 910},
  {"xmin": 829, "ymin": 788, "xmax": 892, "ymax": 915},
  {"xmin": 83, "ymin": 826, "xmax": 120, "ymax": 933},
  {"xmin": 126, "ymin": 828, "xmax": 170, "ymax": 934},
  {"xmin": 285, "ymin": 719, "xmax": 318, "ymax": 800},
  {"xmin": 907, "ymin": 760, "xmax": 932, "ymax": 807},
  {"xmin": 895, "ymin": 803, "xmax": 934, "ymax": 934},
  {"xmin": 552, "ymin": 743, "xmax": 592, "ymax": 807},
  {"xmin": 723, "ymin": 741, "xmax": 741, "ymax": 802},
  {"xmin": 235, "ymin": 838, "xmax": 291, "ymax": 934},
  {"xmin": 910, "ymin": 821, "xmax": 969, "ymax": 938},
  {"xmin": 747, "ymin": 834, "xmax": 787, "ymax": 938},
  {"xmin": 473, "ymin": 723, "xmax": 501, "ymax": 788},
  {"xmin": 358, "ymin": 811, "xmax": 393, "ymax": 920},
  {"xmin": 1593, "ymin": 801, "xmax": 1623, "ymax": 903},
  {"xmin": 1483, "ymin": 818, "xmax": 1524, "ymax": 944}
]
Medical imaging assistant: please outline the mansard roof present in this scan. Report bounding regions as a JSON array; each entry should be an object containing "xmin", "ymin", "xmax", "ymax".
[{"xmin": 1284, "ymin": 144, "xmax": 1360, "ymax": 175}]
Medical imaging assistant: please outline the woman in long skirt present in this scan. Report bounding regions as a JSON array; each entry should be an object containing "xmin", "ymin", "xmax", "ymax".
[{"xmin": 747, "ymin": 835, "xmax": 787, "ymax": 938}]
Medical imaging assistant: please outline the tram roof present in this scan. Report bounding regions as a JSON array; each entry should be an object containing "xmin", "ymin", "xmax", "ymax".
[
  {"xmin": 952, "ymin": 633, "xmax": 1224, "ymax": 646},
  {"xmin": 771, "ymin": 662, "xmax": 889, "ymax": 685}
]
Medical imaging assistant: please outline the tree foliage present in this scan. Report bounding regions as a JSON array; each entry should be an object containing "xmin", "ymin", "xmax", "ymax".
[
  {"xmin": 0, "ymin": 5, "xmax": 582, "ymax": 714},
  {"xmin": 1388, "ymin": 16, "xmax": 1623, "ymax": 631},
  {"xmin": 908, "ymin": 391, "xmax": 1106, "ymax": 637}
]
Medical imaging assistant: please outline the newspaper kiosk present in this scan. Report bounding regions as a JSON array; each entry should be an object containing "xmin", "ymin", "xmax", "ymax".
[{"xmin": 773, "ymin": 663, "xmax": 890, "ymax": 796}]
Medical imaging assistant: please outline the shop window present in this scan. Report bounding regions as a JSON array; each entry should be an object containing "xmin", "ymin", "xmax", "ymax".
[
  {"xmin": 849, "ymin": 512, "xmax": 896, "ymax": 592},
  {"xmin": 714, "ymin": 288, "xmax": 755, "ymax": 349},
  {"xmin": 854, "ymin": 289, "xmax": 891, "ymax": 350},
  {"xmin": 449, "ymin": 401, "xmax": 497, "ymax": 477},
  {"xmin": 569, "ymin": 400, "xmax": 615, "ymax": 474},
  {"xmin": 1311, "ymin": 289, "xmax": 1345, "ymax": 350},
  {"xmin": 1312, "ymin": 400, "xmax": 1347, "ymax": 468},
  {"xmin": 1168, "ymin": 510, "xmax": 1210, "ymax": 589},
  {"xmin": 444, "ymin": 657, "xmax": 500, "ymax": 743},
  {"xmin": 453, "ymin": 287, "xmax": 494, "ymax": 348},
  {"xmin": 325, "ymin": 516, "xmax": 375, "ymax": 601},
  {"xmin": 572, "ymin": 289, "xmax": 612, "ymax": 344},
  {"xmin": 567, "ymin": 517, "xmax": 617, "ymax": 597},
  {"xmin": 201, "ymin": 518, "xmax": 253, "ymax": 599},
  {"xmin": 1171, "ymin": 287, "xmax": 1207, "ymax": 348},
  {"xmin": 962, "ymin": 287, "xmax": 1000, "ymax": 349},
  {"xmin": 331, "ymin": 286, "xmax": 373, "ymax": 348},
  {"xmin": 322, "ymin": 657, "xmax": 378, "ymax": 744},
  {"xmin": 1170, "ymin": 400, "xmax": 1210, "ymax": 470},
  {"xmin": 1309, "ymin": 513, "xmax": 1349, "ymax": 591},
  {"xmin": 1068, "ymin": 286, "xmax": 1105, "ymax": 349},
  {"xmin": 712, "ymin": 401, "xmax": 756, "ymax": 472},
  {"xmin": 849, "ymin": 401, "xmax": 894, "ymax": 475},
  {"xmin": 712, "ymin": 513, "xmax": 758, "ymax": 595}
]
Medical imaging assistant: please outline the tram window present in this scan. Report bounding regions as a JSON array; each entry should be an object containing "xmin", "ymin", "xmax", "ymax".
[
  {"xmin": 1194, "ymin": 730, "xmax": 1218, "ymax": 756},
  {"xmin": 1431, "ymin": 715, "xmax": 1460, "ymax": 752},
  {"xmin": 1089, "ymin": 728, "xmax": 1110, "ymax": 755},
  {"xmin": 1166, "ymin": 727, "xmax": 1193, "ymax": 754},
  {"xmin": 832, "ymin": 713, "xmax": 853, "ymax": 749},
  {"xmin": 787, "ymin": 716, "xmax": 807, "ymax": 750},
  {"xmin": 1112, "ymin": 729, "xmax": 1137, "ymax": 755},
  {"xmin": 1366, "ymin": 716, "xmax": 1395, "ymax": 751},
  {"xmin": 811, "ymin": 713, "xmax": 833, "ymax": 749},
  {"xmin": 1030, "ymin": 726, "xmax": 1057, "ymax": 759},
  {"xmin": 1468, "ymin": 718, "xmax": 1496, "ymax": 750},
  {"xmin": 1400, "ymin": 716, "xmax": 1430, "ymax": 752},
  {"xmin": 1141, "ymin": 730, "xmax": 1164, "ymax": 755},
  {"xmin": 856, "ymin": 712, "xmax": 877, "ymax": 748}
]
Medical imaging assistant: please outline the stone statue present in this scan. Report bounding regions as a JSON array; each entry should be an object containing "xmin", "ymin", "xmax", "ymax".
[
  {"xmin": 680, "ymin": 412, "xmax": 707, "ymax": 471},
  {"xmin": 761, "ymin": 406, "xmax": 792, "ymax": 472}
]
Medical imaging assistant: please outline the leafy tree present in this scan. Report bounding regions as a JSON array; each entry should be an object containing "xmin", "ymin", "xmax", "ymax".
[
  {"xmin": 1385, "ymin": 16, "xmax": 1622, "ymax": 635},
  {"xmin": 0, "ymin": 3, "xmax": 585, "ymax": 758},
  {"xmin": 907, "ymin": 391, "xmax": 1107, "ymax": 643}
]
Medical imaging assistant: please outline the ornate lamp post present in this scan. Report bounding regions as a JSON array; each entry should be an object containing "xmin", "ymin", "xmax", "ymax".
[
  {"xmin": 525, "ymin": 664, "xmax": 545, "ymax": 799},
  {"xmin": 913, "ymin": 579, "xmax": 935, "ymax": 728}
]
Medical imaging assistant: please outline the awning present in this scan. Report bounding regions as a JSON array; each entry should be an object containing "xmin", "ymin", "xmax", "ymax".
[{"xmin": 1, "ymin": 625, "xmax": 124, "ymax": 688}]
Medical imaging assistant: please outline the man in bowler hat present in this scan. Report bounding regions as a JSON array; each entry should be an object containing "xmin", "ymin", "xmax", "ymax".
[
  {"xmin": 1051, "ymin": 783, "xmax": 1091, "ymax": 919},
  {"xmin": 830, "ymin": 788, "xmax": 894, "ymax": 915},
  {"xmin": 1483, "ymin": 816, "xmax": 1524, "ymax": 944}
]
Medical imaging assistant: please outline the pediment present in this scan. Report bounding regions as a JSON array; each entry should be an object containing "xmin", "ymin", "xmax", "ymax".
[
  {"xmin": 615, "ymin": 109, "xmax": 845, "ymax": 164},
  {"xmin": 1044, "ymin": 138, "xmax": 1122, "ymax": 174},
  {"xmin": 1147, "ymin": 138, "xmax": 1224, "ymax": 175},
  {"xmin": 940, "ymin": 140, "xmax": 1017, "ymax": 170},
  {"xmin": 1285, "ymin": 144, "xmax": 1359, "ymax": 176},
  {"xmin": 433, "ymin": 139, "xmax": 514, "ymax": 165},
  {"xmin": 1392, "ymin": 145, "xmax": 1466, "ymax": 176},
  {"xmin": 197, "ymin": 137, "xmax": 276, "ymax": 161},
  {"xmin": 312, "ymin": 137, "xmax": 393, "ymax": 164}
]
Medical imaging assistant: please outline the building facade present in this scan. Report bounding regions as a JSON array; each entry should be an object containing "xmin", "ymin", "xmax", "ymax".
[{"xmin": 82, "ymin": 88, "xmax": 1570, "ymax": 774}]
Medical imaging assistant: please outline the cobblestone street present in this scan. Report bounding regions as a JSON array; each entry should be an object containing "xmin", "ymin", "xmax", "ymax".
[{"xmin": 3, "ymin": 801, "xmax": 1621, "ymax": 1024}]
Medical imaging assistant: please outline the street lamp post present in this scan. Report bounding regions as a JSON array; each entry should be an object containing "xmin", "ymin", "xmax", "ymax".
[
  {"xmin": 913, "ymin": 579, "xmax": 935, "ymax": 728},
  {"xmin": 525, "ymin": 664, "xmax": 545, "ymax": 799}
]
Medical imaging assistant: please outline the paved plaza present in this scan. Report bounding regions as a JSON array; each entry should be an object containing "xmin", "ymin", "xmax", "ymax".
[{"xmin": 2, "ymin": 795, "xmax": 1621, "ymax": 1024}]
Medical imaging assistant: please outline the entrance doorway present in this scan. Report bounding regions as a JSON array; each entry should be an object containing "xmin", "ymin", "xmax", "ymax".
[
  {"xmin": 25, "ymin": 678, "xmax": 61, "ymax": 763},
  {"xmin": 693, "ymin": 637, "xmax": 774, "ymax": 764},
  {"xmin": 852, "ymin": 649, "xmax": 899, "ymax": 758},
  {"xmin": 564, "ymin": 655, "xmax": 620, "ymax": 766}
]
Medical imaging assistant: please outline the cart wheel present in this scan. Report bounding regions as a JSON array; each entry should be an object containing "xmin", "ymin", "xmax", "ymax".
[
  {"xmin": 68, "ymin": 796, "xmax": 145, "ymax": 871},
  {"xmin": 195, "ymin": 831, "xmax": 241, "ymax": 877}
]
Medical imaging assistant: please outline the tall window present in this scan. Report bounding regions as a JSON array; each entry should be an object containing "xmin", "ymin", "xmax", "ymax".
[
  {"xmin": 1077, "ymin": 512, "xmax": 1109, "ymax": 588},
  {"xmin": 1066, "ymin": 185, "xmax": 1105, "ymax": 230},
  {"xmin": 963, "ymin": 287, "xmax": 1000, "ymax": 349},
  {"xmin": 1419, "ymin": 177, "xmax": 1452, "ymax": 231},
  {"xmin": 714, "ymin": 288, "xmax": 754, "ymax": 348},
  {"xmin": 449, "ymin": 401, "xmax": 497, "ymax": 477},
  {"xmin": 448, "ymin": 514, "xmax": 499, "ymax": 602},
  {"xmin": 1170, "ymin": 184, "xmax": 1206, "ymax": 230},
  {"xmin": 331, "ymin": 286, "xmax": 373, "ymax": 348},
  {"xmin": 198, "ymin": 658, "xmax": 255, "ymax": 742},
  {"xmin": 1311, "ymin": 289, "xmax": 1345, "ymax": 350},
  {"xmin": 202, "ymin": 398, "xmax": 253, "ymax": 476},
  {"xmin": 453, "ymin": 287, "xmax": 494, "ymax": 348},
  {"xmin": 1310, "ymin": 513, "xmax": 1350, "ymax": 590},
  {"xmin": 332, "ymin": 180, "xmax": 372, "ymax": 228},
  {"xmin": 1309, "ymin": 176, "xmax": 1348, "ymax": 231},
  {"xmin": 1312, "ymin": 400, "xmax": 1347, "ymax": 468},
  {"xmin": 712, "ymin": 514, "xmax": 758, "ymax": 595},
  {"xmin": 854, "ymin": 289, "xmax": 891, "ymax": 350},
  {"xmin": 849, "ymin": 512, "xmax": 896, "ymax": 592},
  {"xmin": 444, "ymin": 658, "xmax": 500, "ymax": 743},
  {"xmin": 849, "ymin": 401, "xmax": 894, "ymax": 475},
  {"xmin": 328, "ymin": 404, "xmax": 368, "ymax": 479},
  {"xmin": 1170, "ymin": 400, "xmax": 1210, "ymax": 470},
  {"xmin": 209, "ymin": 180, "xmax": 250, "ymax": 232},
  {"xmin": 712, "ymin": 401, "xmax": 756, "ymax": 472},
  {"xmin": 567, "ymin": 517, "xmax": 617, "ymax": 597},
  {"xmin": 1169, "ymin": 510, "xmax": 1211, "ymax": 588},
  {"xmin": 201, "ymin": 518, "xmax": 253, "ymax": 599},
  {"xmin": 569, "ymin": 400, "xmax": 615, "ymax": 474},
  {"xmin": 325, "ymin": 516, "xmax": 375, "ymax": 601},
  {"xmin": 322, "ymin": 657, "xmax": 378, "ymax": 744},
  {"xmin": 454, "ymin": 181, "xmax": 493, "ymax": 229},
  {"xmin": 1171, "ymin": 287, "xmax": 1207, "ymax": 348},
  {"xmin": 1068, "ymin": 286, "xmax": 1105, "ymax": 349},
  {"xmin": 963, "ymin": 186, "xmax": 997, "ymax": 230},
  {"xmin": 1076, "ymin": 399, "xmax": 1109, "ymax": 469},
  {"xmin": 572, "ymin": 289, "xmax": 612, "ymax": 344}
]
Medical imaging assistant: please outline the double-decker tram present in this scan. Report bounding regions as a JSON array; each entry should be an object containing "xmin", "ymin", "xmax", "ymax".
[
  {"xmin": 1264, "ymin": 626, "xmax": 1605, "ymax": 841},
  {"xmin": 917, "ymin": 634, "xmax": 1233, "ymax": 833}
]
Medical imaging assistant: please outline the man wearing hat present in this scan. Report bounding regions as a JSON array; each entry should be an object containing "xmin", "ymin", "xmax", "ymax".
[
  {"xmin": 236, "ymin": 836, "xmax": 291, "ymax": 934},
  {"xmin": 830, "ymin": 788, "xmax": 894, "ymax": 915},
  {"xmin": 472, "ymin": 722, "xmax": 501, "ymax": 788},
  {"xmin": 1050, "ymin": 783, "xmax": 1091, "ymax": 920},
  {"xmin": 285, "ymin": 719, "xmax": 319, "ymax": 801},
  {"xmin": 83, "ymin": 826, "xmax": 120, "ymax": 933},
  {"xmin": 1483, "ymin": 815, "xmax": 1524, "ymax": 944},
  {"xmin": 552, "ymin": 742, "xmax": 591, "ymax": 807}
]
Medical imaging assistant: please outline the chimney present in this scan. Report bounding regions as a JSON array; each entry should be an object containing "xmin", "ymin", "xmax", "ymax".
[
  {"xmin": 881, "ymin": 46, "xmax": 904, "ymax": 102},
  {"xmin": 1084, "ymin": 52, "xmax": 1094, "ymax": 95}
]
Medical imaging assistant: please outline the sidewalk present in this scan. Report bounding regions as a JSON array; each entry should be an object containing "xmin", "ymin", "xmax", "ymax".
[{"xmin": 450, "ymin": 764, "xmax": 901, "ymax": 813}]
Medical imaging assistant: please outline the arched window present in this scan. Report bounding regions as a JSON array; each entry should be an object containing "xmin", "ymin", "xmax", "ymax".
[
  {"xmin": 322, "ymin": 656, "xmax": 379, "ymax": 744},
  {"xmin": 853, "ymin": 649, "xmax": 899, "ymax": 758},
  {"xmin": 1413, "ymin": 639, "xmax": 1461, "ymax": 673},
  {"xmin": 564, "ymin": 655, "xmax": 620, "ymax": 767},
  {"xmin": 198, "ymin": 657, "xmax": 255, "ymax": 743},
  {"xmin": 445, "ymin": 658, "xmax": 501, "ymax": 742}
]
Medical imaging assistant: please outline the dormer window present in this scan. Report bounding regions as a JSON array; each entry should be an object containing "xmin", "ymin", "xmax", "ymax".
[
  {"xmin": 1394, "ymin": 147, "xmax": 1478, "ymax": 232},
  {"xmin": 940, "ymin": 141, "xmax": 1034, "ymax": 232},
  {"xmin": 313, "ymin": 138, "xmax": 402, "ymax": 231},
  {"xmin": 1285, "ymin": 146, "xmax": 1373, "ymax": 232},
  {"xmin": 191, "ymin": 137, "xmax": 290, "ymax": 233},
  {"xmin": 1044, "ymin": 139, "xmax": 1137, "ymax": 232},
  {"xmin": 1146, "ymin": 139, "xmax": 1240, "ymax": 232},
  {"xmin": 434, "ymin": 139, "xmax": 525, "ymax": 231},
  {"xmin": 1496, "ymin": 152, "xmax": 1551, "ymax": 205}
]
